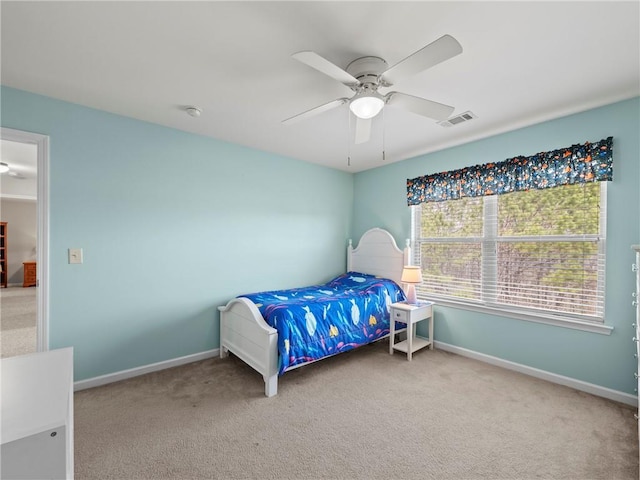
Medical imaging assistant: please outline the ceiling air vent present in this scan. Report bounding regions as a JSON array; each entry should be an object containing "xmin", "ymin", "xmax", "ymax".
[{"xmin": 438, "ymin": 111, "xmax": 477, "ymax": 127}]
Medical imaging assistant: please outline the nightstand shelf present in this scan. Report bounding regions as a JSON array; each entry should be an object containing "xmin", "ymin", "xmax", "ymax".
[
  {"xmin": 389, "ymin": 301, "xmax": 434, "ymax": 361},
  {"xmin": 390, "ymin": 336, "xmax": 432, "ymax": 354}
]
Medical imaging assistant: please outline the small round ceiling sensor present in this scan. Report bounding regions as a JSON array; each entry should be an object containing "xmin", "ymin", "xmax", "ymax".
[{"xmin": 186, "ymin": 106, "xmax": 202, "ymax": 117}]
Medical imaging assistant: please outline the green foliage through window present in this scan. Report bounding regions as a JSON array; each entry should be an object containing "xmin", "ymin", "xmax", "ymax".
[{"xmin": 412, "ymin": 183, "xmax": 605, "ymax": 319}]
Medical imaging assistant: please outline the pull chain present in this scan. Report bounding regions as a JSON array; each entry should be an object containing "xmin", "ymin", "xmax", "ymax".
[
  {"xmin": 347, "ymin": 109, "xmax": 352, "ymax": 167},
  {"xmin": 382, "ymin": 107, "xmax": 386, "ymax": 161}
]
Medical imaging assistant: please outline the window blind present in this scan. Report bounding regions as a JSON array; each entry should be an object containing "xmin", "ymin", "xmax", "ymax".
[{"xmin": 412, "ymin": 182, "xmax": 606, "ymax": 320}]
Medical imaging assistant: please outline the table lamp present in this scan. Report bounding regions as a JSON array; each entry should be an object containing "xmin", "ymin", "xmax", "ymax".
[{"xmin": 401, "ymin": 266, "xmax": 423, "ymax": 305}]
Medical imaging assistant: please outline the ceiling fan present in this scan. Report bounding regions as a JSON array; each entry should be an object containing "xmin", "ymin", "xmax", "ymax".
[
  {"xmin": 283, "ymin": 34, "xmax": 463, "ymax": 144},
  {"xmin": 0, "ymin": 162, "xmax": 26, "ymax": 179}
]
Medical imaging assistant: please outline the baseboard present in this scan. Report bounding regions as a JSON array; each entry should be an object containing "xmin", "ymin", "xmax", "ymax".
[
  {"xmin": 74, "ymin": 349, "xmax": 219, "ymax": 391},
  {"xmin": 434, "ymin": 341, "xmax": 638, "ymax": 407}
]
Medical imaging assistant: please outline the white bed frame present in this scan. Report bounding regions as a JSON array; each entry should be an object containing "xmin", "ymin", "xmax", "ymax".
[{"xmin": 217, "ymin": 228, "xmax": 410, "ymax": 397}]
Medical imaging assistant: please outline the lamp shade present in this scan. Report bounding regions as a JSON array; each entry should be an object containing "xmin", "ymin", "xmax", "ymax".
[
  {"xmin": 0, "ymin": 162, "xmax": 9, "ymax": 174},
  {"xmin": 401, "ymin": 266, "xmax": 423, "ymax": 284}
]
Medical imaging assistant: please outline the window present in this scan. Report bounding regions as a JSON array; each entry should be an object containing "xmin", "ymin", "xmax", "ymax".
[{"xmin": 411, "ymin": 182, "xmax": 606, "ymax": 322}]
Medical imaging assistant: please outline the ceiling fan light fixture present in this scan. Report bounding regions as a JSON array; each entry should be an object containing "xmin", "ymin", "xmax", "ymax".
[
  {"xmin": 0, "ymin": 162, "xmax": 9, "ymax": 174},
  {"xmin": 349, "ymin": 94, "xmax": 385, "ymax": 119}
]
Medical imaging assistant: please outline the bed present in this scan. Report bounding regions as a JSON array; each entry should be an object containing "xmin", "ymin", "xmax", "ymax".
[{"xmin": 217, "ymin": 228, "xmax": 411, "ymax": 397}]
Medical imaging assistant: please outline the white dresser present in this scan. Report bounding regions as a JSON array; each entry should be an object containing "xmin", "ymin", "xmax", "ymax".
[{"xmin": 1, "ymin": 347, "xmax": 74, "ymax": 480}]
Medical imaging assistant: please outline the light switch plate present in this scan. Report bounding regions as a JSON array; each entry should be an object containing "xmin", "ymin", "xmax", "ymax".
[{"xmin": 68, "ymin": 248, "xmax": 83, "ymax": 264}]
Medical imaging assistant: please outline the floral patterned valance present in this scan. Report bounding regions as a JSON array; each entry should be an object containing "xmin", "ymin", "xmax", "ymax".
[{"xmin": 407, "ymin": 137, "xmax": 613, "ymax": 206}]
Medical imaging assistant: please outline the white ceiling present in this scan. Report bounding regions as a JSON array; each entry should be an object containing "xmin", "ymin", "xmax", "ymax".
[
  {"xmin": 0, "ymin": 140, "xmax": 37, "ymax": 199},
  {"xmin": 1, "ymin": 1, "xmax": 639, "ymax": 173}
]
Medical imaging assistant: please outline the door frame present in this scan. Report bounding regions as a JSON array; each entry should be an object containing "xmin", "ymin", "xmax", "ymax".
[{"xmin": 1, "ymin": 127, "xmax": 50, "ymax": 352}]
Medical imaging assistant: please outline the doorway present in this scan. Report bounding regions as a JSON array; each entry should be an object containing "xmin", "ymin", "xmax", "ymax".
[{"xmin": 0, "ymin": 128, "xmax": 49, "ymax": 356}]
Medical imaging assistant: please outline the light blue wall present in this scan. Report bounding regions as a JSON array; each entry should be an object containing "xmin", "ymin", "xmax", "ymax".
[
  {"xmin": 3, "ymin": 84, "xmax": 639, "ymax": 395},
  {"xmin": 353, "ymin": 97, "xmax": 640, "ymax": 394},
  {"xmin": 1, "ymin": 86, "xmax": 354, "ymax": 381}
]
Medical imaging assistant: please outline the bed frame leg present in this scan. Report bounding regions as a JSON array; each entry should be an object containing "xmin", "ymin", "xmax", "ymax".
[
  {"xmin": 220, "ymin": 345, "xmax": 229, "ymax": 359},
  {"xmin": 265, "ymin": 374, "xmax": 278, "ymax": 397}
]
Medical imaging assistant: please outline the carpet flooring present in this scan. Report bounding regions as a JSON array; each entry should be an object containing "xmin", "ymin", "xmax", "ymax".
[
  {"xmin": 74, "ymin": 341, "xmax": 639, "ymax": 480},
  {"xmin": 0, "ymin": 286, "xmax": 37, "ymax": 358}
]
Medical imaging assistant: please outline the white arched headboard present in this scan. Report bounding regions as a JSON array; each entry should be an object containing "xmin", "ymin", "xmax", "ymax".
[{"xmin": 347, "ymin": 228, "xmax": 411, "ymax": 286}]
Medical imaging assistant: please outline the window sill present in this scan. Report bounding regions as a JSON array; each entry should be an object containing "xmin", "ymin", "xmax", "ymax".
[{"xmin": 421, "ymin": 297, "xmax": 613, "ymax": 335}]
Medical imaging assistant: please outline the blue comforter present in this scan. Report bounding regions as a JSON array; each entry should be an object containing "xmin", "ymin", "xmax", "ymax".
[{"xmin": 241, "ymin": 272, "xmax": 406, "ymax": 374}]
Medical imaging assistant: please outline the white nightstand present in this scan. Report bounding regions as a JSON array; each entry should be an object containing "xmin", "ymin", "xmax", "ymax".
[{"xmin": 389, "ymin": 301, "xmax": 434, "ymax": 361}]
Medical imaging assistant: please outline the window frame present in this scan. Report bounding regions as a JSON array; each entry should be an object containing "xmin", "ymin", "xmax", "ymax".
[{"xmin": 410, "ymin": 182, "xmax": 612, "ymax": 335}]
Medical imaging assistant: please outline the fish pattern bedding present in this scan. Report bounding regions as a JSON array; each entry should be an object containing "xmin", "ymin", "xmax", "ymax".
[{"xmin": 241, "ymin": 272, "xmax": 406, "ymax": 374}]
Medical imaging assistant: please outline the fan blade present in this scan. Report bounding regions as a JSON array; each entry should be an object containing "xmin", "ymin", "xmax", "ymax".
[
  {"xmin": 380, "ymin": 35, "xmax": 462, "ymax": 86},
  {"xmin": 354, "ymin": 117, "xmax": 372, "ymax": 144},
  {"xmin": 292, "ymin": 51, "xmax": 360, "ymax": 88},
  {"xmin": 282, "ymin": 98, "xmax": 348, "ymax": 125},
  {"xmin": 386, "ymin": 92, "xmax": 454, "ymax": 121}
]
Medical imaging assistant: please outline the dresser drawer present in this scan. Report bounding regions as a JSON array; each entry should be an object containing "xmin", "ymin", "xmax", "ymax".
[
  {"xmin": 392, "ymin": 308, "xmax": 409, "ymax": 323},
  {"xmin": 23, "ymin": 262, "xmax": 37, "ymax": 287}
]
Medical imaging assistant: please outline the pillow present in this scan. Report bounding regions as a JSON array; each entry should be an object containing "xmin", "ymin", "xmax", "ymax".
[{"xmin": 327, "ymin": 271, "xmax": 376, "ymax": 288}]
